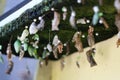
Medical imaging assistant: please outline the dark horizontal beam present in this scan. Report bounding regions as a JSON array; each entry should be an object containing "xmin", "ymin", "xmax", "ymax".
[{"xmin": 0, "ymin": 0, "xmax": 31, "ymax": 21}]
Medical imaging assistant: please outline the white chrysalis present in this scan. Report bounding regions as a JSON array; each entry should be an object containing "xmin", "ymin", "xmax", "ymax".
[
  {"xmin": 29, "ymin": 19, "xmax": 38, "ymax": 34},
  {"xmin": 62, "ymin": 7, "xmax": 67, "ymax": 20},
  {"xmin": 76, "ymin": 18, "xmax": 86, "ymax": 24},
  {"xmin": 36, "ymin": 17, "xmax": 45, "ymax": 31},
  {"xmin": 47, "ymin": 43, "xmax": 52, "ymax": 52},
  {"xmin": 52, "ymin": 11, "xmax": 60, "ymax": 31},
  {"xmin": 52, "ymin": 35, "xmax": 60, "ymax": 46},
  {"xmin": 18, "ymin": 26, "xmax": 29, "ymax": 41},
  {"xmin": 69, "ymin": 7, "xmax": 76, "ymax": 29},
  {"xmin": 114, "ymin": 0, "xmax": 120, "ymax": 13}
]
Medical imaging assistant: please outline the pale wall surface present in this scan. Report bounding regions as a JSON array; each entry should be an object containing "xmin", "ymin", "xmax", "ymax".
[
  {"xmin": 35, "ymin": 35, "xmax": 120, "ymax": 80},
  {"xmin": 0, "ymin": 0, "xmax": 6, "ymax": 15}
]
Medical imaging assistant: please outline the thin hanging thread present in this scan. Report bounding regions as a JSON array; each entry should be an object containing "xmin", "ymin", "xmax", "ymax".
[
  {"xmin": 49, "ymin": 29, "xmax": 51, "ymax": 43},
  {"xmin": 9, "ymin": 35, "xmax": 13, "ymax": 43}
]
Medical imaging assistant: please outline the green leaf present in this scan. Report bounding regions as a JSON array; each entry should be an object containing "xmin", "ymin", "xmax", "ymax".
[
  {"xmin": 23, "ymin": 43, "xmax": 28, "ymax": 51},
  {"xmin": 32, "ymin": 48, "xmax": 38, "ymax": 59},
  {"xmin": 99, "ymin": 12, "xmax": 103, "ymax": 17},
  {"xmin": 32, "ymin": 34, "xmax": 39, "ymax": 41},
  {"xmin": 28, "ymin": 46, "xmax": 36, "ymax": 57},
  {"xmin": 0, "ymin": 55, "xmax": 4, "ymax": 63},
  {"xmin": 42, "ymin": 49, "xmax": 49, "ymax": 59},
  {"xmin": 14, "ymin": 39, "xmax": 21, "ymax": 53}
]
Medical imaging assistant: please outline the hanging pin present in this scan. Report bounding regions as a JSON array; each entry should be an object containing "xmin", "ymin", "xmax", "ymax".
[{"xmin": 77, "ymin": 0, "xmax": 82, "ymax": 3}]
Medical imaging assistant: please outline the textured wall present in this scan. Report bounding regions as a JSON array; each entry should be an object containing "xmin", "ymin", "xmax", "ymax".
[{"xmin": 35, "ymin": 35, "xmax": 120, "ymax": 80}]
